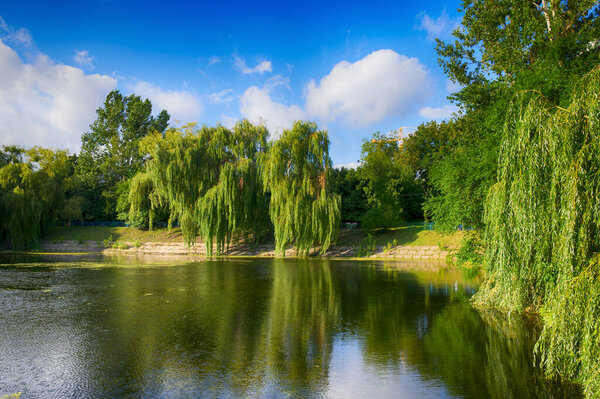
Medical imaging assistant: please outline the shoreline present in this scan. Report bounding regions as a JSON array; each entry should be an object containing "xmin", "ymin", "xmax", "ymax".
[{"xmin": 1, "ymin": 240, "xmax": 459, "ymax": 261}]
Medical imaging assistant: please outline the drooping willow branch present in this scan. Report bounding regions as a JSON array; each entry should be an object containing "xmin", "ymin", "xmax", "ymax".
[
  {"xmin": 474, "ymin": 66, "xmax": 600, "ymax": 397},
  {"xmin": 133, "ymin": 120, "xmax": 270, "ymax": 255},
  {"xmin": 261, "ymin": 121, "xmax": 340, "ymax": 256}
]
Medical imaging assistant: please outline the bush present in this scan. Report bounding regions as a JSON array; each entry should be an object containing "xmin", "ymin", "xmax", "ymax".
[
  {"xmin": 102, "ymin": 234, "xmax": 113, "ymax": 248},
  {"xmin": 357, "ymin": 233, "xmax": 377, "ymax": 257},
  {"xmin": 360, "ymin": 207, "xmax": 402, "ymax": 229},
  {"xmin": 454, "ymin": 233, "xmax": 484, "ymax": 269},
  {"xmin": 111, "ymin": 241, "xmax": 129, "ymax": 250}
]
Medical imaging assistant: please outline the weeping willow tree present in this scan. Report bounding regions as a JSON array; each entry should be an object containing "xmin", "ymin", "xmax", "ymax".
[
  {"xmin": 0, "ymin": 186, "xmax": 43, "ymax": 249},
  {"xmin": 261, "ymin": 121, "xmax": 340, "ymax": 255},
  {"xmin": 135, "ymin": 120, "xmax": 269, "ymax": 254},
  {"xmin": 473, "ymin": 66, "xmax": 600, "ymax": 397},
  {"xmin": 197, "ymin": 120, "xmax": 270, "ymax": 253},
  {"xmin": 0, "ymin": 147, "xmax": 81, "ymax": 249},
  {"xmin": 126, "ymin": 172, "xmax": 169, "ymax": 229}
]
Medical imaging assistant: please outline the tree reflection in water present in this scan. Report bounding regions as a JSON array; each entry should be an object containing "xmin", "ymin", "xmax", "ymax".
[{"xmin": 0, "ymin": 256, "xmax": 582, "ymax": 397}]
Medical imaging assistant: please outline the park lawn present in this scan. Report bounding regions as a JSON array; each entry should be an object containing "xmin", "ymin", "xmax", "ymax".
[
  {"xmin": 336, "ymin": 226, "xmax": 465, "ymax": 247},
  {"xmin": 43, "ymin": 226, "xmax": 184, "ymax": 243},
  {"xmin": 43, "ymin": 225, "xmax": 466, "ymax": 248}
]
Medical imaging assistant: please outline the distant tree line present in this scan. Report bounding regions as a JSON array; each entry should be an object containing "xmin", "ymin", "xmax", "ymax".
[
  {"xmin": 0, "ymin": 104, "xmax": 342, "ymax": 255},
  {"xmin": 0, "ymin": 89, "xmax": 439, "ymax": 252}
]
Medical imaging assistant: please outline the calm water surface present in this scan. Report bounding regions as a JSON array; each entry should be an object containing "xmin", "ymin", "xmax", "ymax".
[{"xmin": 0, "ymin": 255, "xmax": 580, "ymax": 398}]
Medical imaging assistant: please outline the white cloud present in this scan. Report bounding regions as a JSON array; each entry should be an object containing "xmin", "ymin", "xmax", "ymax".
[
  {"xmin": 220, "ymin": 115, "xmax": 237, "ymax": 129},
  {"xmin": 419, "ymin": 104, "xmax": 458, "ymax": 120},
  {"xmin": 334, "ymin": 162, "xmax": 361, "ymax": 169},
  {"xmin": 415, "ymin": 10, "xmax": 460, "ymax": 41},
  {"xmin": 239, "ymin": 85, "xmax": 304, "ymax": 136},
  {"xmin": 305, "ymin": 49, "xmax": 431, "ymax": 127},
  {"xmin": 207, "ymin": 56, "xmax": 221, "ymax": 65},
  {"xmin": 264, "ymin": 75, "xmax": 291, "ymax": 91},
  {"xmin": 0, "ymin": 39, "xmax": 117, "ymax": 152},
  {"xmin": 234, "ymin": 56, "xmax": 272, "ymax": 75},
  {"xmin": 132, "ymin": 80, "xmax": 203, "ymax": 123},
  {"xmin": 0, "ymin": 16, "xmax": 33, "ymax": 48},
  {"xmin": 73, "ymin": 49, "xmax": 94, "ymax": 69},
  {"xmin": 207, "ymin": 88, "xmax": 234, "ymax": 103}
]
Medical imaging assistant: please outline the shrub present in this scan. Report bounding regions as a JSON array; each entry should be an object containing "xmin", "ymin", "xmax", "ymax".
[{"xmin": 357, "ymin": 233, "xmax": 377, "ymax": 257}]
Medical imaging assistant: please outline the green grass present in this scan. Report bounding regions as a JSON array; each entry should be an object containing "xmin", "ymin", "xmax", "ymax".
[
  {"xmin": 336, "ymin": 226, "xmax": 464, "ymax": 247},
  {"xmin": 43, "ymin": 225, "xmax": 464, "ymax": 248},
  {"xmin": 43, "ymin": 226, "xmax": 183, "ymax": 243}
]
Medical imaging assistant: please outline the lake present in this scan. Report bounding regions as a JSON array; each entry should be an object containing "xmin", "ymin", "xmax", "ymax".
[{"xmin": 0, "ymin": 255, "xmax": 580, "ymax": 398}]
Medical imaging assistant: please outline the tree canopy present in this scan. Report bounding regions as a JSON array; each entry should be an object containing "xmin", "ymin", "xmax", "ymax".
[
  {"xmin": 473, "ymin": 66, "xmax": 600, "ymax": 397},
  {"xmin": 0, "ymin": 146, "xmax": 81, "ymax": 248},
  {"xmin": 261, "ymin": 121, "xmax": 340, "ymax": 255},
  {"xmin": 395, "ymin": 0, "xmax": 600, "ymax": 233},
  {"xmin": 330, "ymin": 167, "xmax": 367, "ymax": 223},
  {"xmin": 127, "ymin": 120, "xmax": 340, "ymax": 256},
  {"xmin": 438, "ymin": 0, "xmax": 600, "ymax": 105},
  {"xmin": 357, "ymin": 133, "xmax": 423, "ymax": 228},
  {"xmin": 133, "ymin": 121, "xmax": 270, "ymax": 254},
  {"xmin": 77, "ymin": 90, "xmax": 170, "ymax": 220}
]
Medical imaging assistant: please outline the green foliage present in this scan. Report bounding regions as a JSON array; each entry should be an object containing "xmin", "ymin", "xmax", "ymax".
[
  {"xmin": 197, "ymin": 121, "xmax": 270, "ymax": 254},
  {"xmin": 129, "ymin": 119, "xmax": 340, "ymax": 257},
  {"xmin": 0, "ymin": 146, "xmax": 81, "ymax": 249},
  {"xmin": 437, "ymin": 0, "xmax": 600, "ymax": 106},
  {"xmin": 261, "ymin": 121, "xmax": 340, "ymax": 255},
  {"xmin": 357, "ymin": 233, "xmax": 376, "ymax": 257},
  {"xmin": 62, "ymin": 196, "xmax": 84, "ymax": 223},
  {"xmin": 421, "ymin": 89, "xmax": 510, "ymax": 231},
  {"xmin": 126, "ymin": 173, "xmax": 160, "ymax": 229},
  {"xmin": 136, "ymin": 120, "xmax": 270, "ymax": 255},
  {"xmin": 474, "ymin": 67, "xmax": 600, "ymax": 397},
  {"xmin": 115, "ymin": 180, "xmax": 131, "ymax": 223},
  {"xmin": 0, "ymin": 145, "xmax": 25, "ymax": 167},
  {"xmin": 454, "ymin": 233, "xmax": 484, "ymax": 270},
  {"xmin": 102, "ymin": 234, "xmax": 114, "ymax": 248},
  {"xmin": 358, "ymin": 132, "xmax": 424, "ymax": 228},
  {"xmin": 400, "ymin": 121, "xmax": 456, "ymax": 196},
  {"xmin": 383, "ymin": 239, "xmax": 397, "ymax": 253},
  {"xmin": 77, "ymin": 90, "xmax": 170, "ymax": 220},
  {"xmin": 111, "ymin": 241, "xmax": 129, "ymax": 250},
  {"xmin": 423, "ymin": 0, "xmax": 600, "ymax": 233},
  {"xmin": 0, "ymin": 186, "xmax": 42, "ymax": 249},
  {"xmin": 330, "ymin": 167, "xmax": 367, "ymax": 222}
]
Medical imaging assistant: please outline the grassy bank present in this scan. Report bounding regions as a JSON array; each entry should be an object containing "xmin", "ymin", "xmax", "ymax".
[
  {"xmin": 43, "ymin": 225, "xmax": 464, "ymax": 248},
  {"xmin": 43, "ymin": 226, "xmax": 184, "ymax": 243},
  {"xmin": 337, "ymin": 226, "xmax": 464, "ymax": 247}
]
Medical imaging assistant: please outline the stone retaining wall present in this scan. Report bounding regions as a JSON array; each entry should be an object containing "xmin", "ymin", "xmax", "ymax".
[{"xmin": 37, "ymin": 240, "xmax": 458, "ymax": 260}]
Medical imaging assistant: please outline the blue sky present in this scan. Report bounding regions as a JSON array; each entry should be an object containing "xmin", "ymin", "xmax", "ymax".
[{"xmin": 0, "ymin": 0, "xmax": 462, "ymax": 167}]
